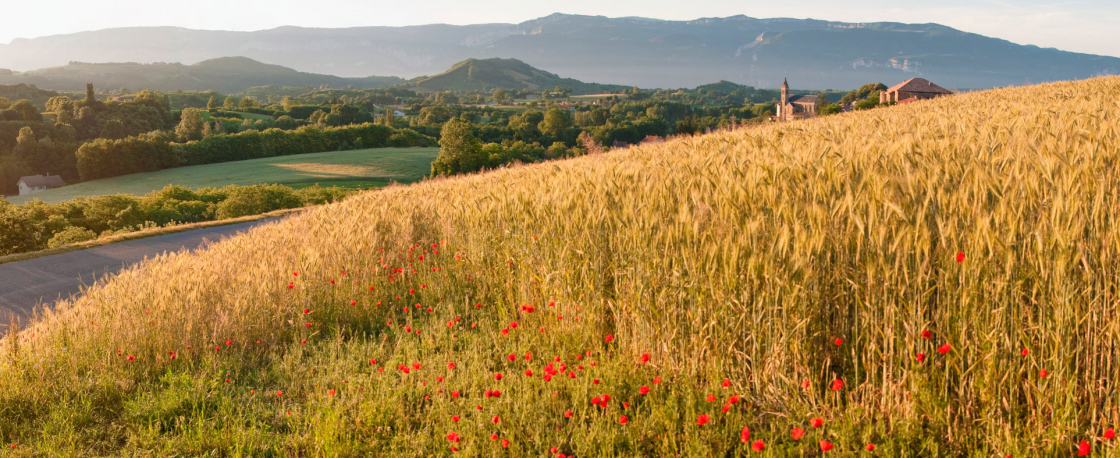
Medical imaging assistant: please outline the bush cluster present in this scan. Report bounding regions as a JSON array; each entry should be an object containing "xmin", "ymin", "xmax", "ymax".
[{"xmin": 0, "ymin": 183, "xmax": 352, "ymax": 256}]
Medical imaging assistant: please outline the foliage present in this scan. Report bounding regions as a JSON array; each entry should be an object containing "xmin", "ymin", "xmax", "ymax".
[{"xmin": 0, "ymin": 183, "xmax": 354, "ymax": 256}]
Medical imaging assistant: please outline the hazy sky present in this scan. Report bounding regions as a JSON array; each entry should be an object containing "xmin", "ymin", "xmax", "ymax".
[{"xmin": 2, "ymin": 0, "xmax": 1117, "ymax": 57}]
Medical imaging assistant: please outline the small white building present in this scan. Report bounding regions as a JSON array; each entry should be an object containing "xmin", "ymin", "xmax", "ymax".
[{"xmin": 17, "ymin": 174, "xmax": 66, "ymax": 196}]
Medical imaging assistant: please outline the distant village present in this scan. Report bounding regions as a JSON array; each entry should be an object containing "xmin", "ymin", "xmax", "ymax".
[{"xmin": 776, "ymin": 77, "xmax": 953, "ymax": 122}]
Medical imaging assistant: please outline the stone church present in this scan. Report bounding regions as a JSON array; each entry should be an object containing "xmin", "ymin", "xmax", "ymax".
[{"xmin": 777, "ymin": 78, "xmax": 819, "ymax": 122}]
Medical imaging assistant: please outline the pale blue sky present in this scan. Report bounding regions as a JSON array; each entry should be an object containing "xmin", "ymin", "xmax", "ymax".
[{"xmin": 3, "ymin": 0, "xmax": 1118, "ymax": 57}]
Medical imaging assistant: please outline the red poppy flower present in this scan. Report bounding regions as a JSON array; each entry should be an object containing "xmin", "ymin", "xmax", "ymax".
[
  {"xmin": 500, "ymin": 439, "xmax": 509, "ymax": 448},
  {"xmin": 937, "ymin": 344, "xmax": 951, "ymax": 354},
  {"xmin": 303, "ymin": 308, "xmax": 310, "ymax": 314},
  {"xmin": 752, "ymin": 440, "xmax": 765, "ymax": 451},
  {"xmin": 834, "ymin": 338, "xmax": 843, "ymax": 346},
  {"xmin": 1040, "ymin": 369, "xmax": 1049, "ymax": 378},
  {"xmin": 705, "ymin": 394, "xmax": 716, "ymax": 402},
  {"xmin": 619, "ymin": 415, "xmax": 629, "ymax": 424},
  {"xmin": 801, "ymin": 380, "xmax": 810, "ymax": 389},
  {"xmin": 697, "ymin": 414, "xmax": 711, "ymax": 425},
  {"xmin": 639, "ymin": 386, "xmax": 650, "ymax": 395},
  {"xmin": 728, "ymin": 395, "xmax": 740, "ymax": 404},
  {"xmin": 591, "ymin": 396, "xmax": 602, "ymax": 405},
  {"xmin": 1021, "ymin": 348, "xmax": 1029, "ymax": 356},
  {"xmin": 722, "ymin": 379, "xmax": 731, "ymax": 388},
  {"xmin": 831, "ymin": 379, "xmax": 844, "ymax": 391},
  {"xmin": 653, "ymin": 376, "xmax": 662, "ymax": 384},
  {"xmin": 605, "ymin": 334, "xmax": 614, "ymax": 343},
  {"xmin": 1105, "ymin": 428, "xmax": 1116, "ymax": 440},
  {"xmin": 452, "ymin": 390, "xmax": 460, "ymax": 398},
  {"xmin": 956, "ymin": 251, "xmax": 965, "ymax": 263},
  {"xmin": 820, "ymin": 440, "xmax": 834, "ymax": 451},
  {"xmin": 492, "ymin": 415, "xmax": 500, "ymax": 424},
  {"xmin": 565, "ymin": 410, "xmax": 573, "ymax": 418},
  {"xmin": 791, "ymin": 427, "xmax": 804, "ymax": 440},
  {"xmin": 494, "ymin": 373, "xmax": 503, "ymax": 381},
  {"xmin": 127, "ymin": 355, "xmax": 135, "ymax": 361},
  {"xmin": 525, "ymin": 370, "xmax": 533, "ymax": 376},
  {"xmin": 490, "ymin": 434, "xmax": 498, "ymax": 441},
  {"xmin": 810, "ymin": 418, "xmax": 824, "ymax": 428},
  {"xmin": 276, "ymin": 391, "xmax": 283, "ymax": 397},
  {"xmin": 1079, "ymin": 440, "xmax": 1091, "ymax": 456},
  {"xmin": 740, "ymin": 426, "xmax": 750, "ymax": 443},
  {"xmin": 640, "ymin": 353, "xmax": 650, "ymax": 364},
  {"xmin": 921, "ymin": 329, "xmax": 931, "ymax": 339},
  {"xmin": 328, "ymin": 389, "xmax": 335, "ymax": 396},
  {"xmin": 866, "ymin": 444, "xmax": 875, "ymax": 451},
  {"xmin": 721, "ymin": 403, "xmax": 730, "ymax": 413}
]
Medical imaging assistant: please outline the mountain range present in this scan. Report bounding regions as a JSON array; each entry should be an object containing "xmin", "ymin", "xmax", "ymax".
[
  {"xmin": 1, "ymin": 13, "xmax": 1118, "ymax": 90},
  {"xmin": 0, "ymin": 57, "xmax": 403, "ymax": 94}
]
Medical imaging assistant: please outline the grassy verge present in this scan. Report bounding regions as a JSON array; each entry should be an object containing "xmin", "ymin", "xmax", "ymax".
[{"xmin": 0, "ymin": 208, "xmax": 301, "ymax": 266}]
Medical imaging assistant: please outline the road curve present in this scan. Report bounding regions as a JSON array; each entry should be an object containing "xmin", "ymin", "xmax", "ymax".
[{"xmin": 0, "ymin": 217, "xmax": 286, "ymax": 329}]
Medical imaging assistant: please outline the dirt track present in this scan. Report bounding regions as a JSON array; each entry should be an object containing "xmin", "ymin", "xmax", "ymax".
[{"xmin": 0, "ymin": 218, "xmax": 284, "ymax": 330}]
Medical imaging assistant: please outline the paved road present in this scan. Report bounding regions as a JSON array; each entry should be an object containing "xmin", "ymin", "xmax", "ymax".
[{"xmin": 0, "ymin": 218, "xmax": 285, "ymax": 329}]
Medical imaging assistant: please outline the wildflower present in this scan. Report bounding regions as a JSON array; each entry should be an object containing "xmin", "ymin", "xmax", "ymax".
[
  {"xmin": 127, "ymin": 355, "xmax": 135, "ymax": 361},
  {"xmin": 276, "ymin": 391, "xmax": 283, "ymax": 397},
  {"xmin": 640, "ymin": 353, "xmax": 650, "ymax": 364},
  {"xmin": 937, "ymin": 344, "xmax": 951, "ymax": 354},
  {"xmin": 1079, "ymin": 440, "xmax": 1090, "ymax": 456},
  {"xmin": 653, "ymin": 376, "xmax": 662, "ymax": 384},
  {"xmin": 565, "ymin": 410, "xmax": 573, "ymax": 418},
  {"xmin": 1021, "ymin": 348, "xmax": 1029, "ymax": 356},
  {"xmin": 810, "ymin": 418, "xmax": 824, "ymax": 428},
  {"xmin": 639, "ymin": 386, "xmax": 650, "ymax": 395},
  {"xmin": 304, "ymin": 308, "xmax": 310, "ymax": 314},
  {"xmin": 706, "ymin": 394, "xmax": 716, "ymax": 402},
  {"xmin": 619, "ymin": 415, "xmax": 629, "ymax": 424},
  {"xmin": 956, "ymin": 251, "xmax": 965, "ymax": 263},
  {"xmin": 328, "ymin": 389, "xmax": 335, "ymax": 396},
  {"xmin": 525, "ymin": 370, "xmax": 533, "ymax": 376},
  {"xmin": 921, "ymin": 329, "xmax": 931, "ymax": 339},
  {"xmin": 831, "ymin": 379, "xmax": 844, "ymax": 391},
  {"xmin": 752, "ymin": 440, "xmax": 765, "ymax": 451},
  {"xmin": 722, "ymin": 379, "xmax": 731, "ymax": 388},
  {"xmin": 494, "ymin": 373, "xmax": 503, "ymax": 381},
  {"xmin": 697, "ymin": 414, "xmax": 711, "ymax": 425},
  {"xmin": 604, "ymin": 334, "xmax": 614, "ymax": 343},
  {"xmin": 1105, "ymin": 428, "xmax": 1115, "ymax": 440},
  {"xmin": 740, "ymin": 426, "xmax": 750, "ymax": 443},
  {"xmin": 1040, "ymin": 369, "xmax": 1049, "ymax": 378},
  {"xmin": 916, "ymin": 353, "xmax": 926, "ymax": 362},
  {"xmin": 447, "ymin": 362, "xmax": 455, "ymax": 370},
  {"xmin": 866, "ymin": 444, "xmax": 875, "ymax": 451},
  {"xmin": 452, "ymin": 390, "xmax": 460, "ymax": 398},
  {"xmin": 792, "ymin": 427, "xmax": 804, "ymax": 440},
  {"xmin": 721, "ymin": 404, "xmax": 731, "ymax": 413},
  {"xmin": 490, "ymin": 434, "xmax": 498, "ymax": 441},
  {"xmin": 834, "ymin": 338, "xmax": 843, "ymax": 346},
  {"xmin": 500, "ymin": 439, "xmax": 510, "ymax": 448},
  {"xmin": 508, "ymin": 353, "xmax": 517, "ymax": 362},
  {"xmin": 820, "ymin": 440, "xmax": 834, "ymax": 451},
  {"xmin": 801, "ymin": 380, "xmax": 810, "ymax": 389},
  {"xmin": 492, "ymin": 415, "xmax": 500, "ymax": 424}
]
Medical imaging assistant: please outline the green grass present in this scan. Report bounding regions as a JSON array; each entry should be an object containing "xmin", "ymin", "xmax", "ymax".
[{"xmin": 5, "ymin": 147, "xmax": 439, "ymax": 204}]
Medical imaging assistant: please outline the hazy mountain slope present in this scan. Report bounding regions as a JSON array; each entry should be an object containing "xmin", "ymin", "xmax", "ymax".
[
  {"xmin": 1, "ymin": 14, "xmax": 1117, "ymax": 89},
  {"xmin": 0, "ymin": 57, "xmax": 404, "ymax": 93},
  {"xmin": 407, "ymin": 58, "xmax": 628, "ymax": 93}
]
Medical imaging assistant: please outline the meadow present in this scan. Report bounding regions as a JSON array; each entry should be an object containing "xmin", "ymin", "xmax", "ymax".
[
  {"xmin": 2, "ymin": 77, "xmax": 1120, "ymax": 456},
  {"xmin": 5, "ymin": 147, "xmax": 439, "ymax": 204}
]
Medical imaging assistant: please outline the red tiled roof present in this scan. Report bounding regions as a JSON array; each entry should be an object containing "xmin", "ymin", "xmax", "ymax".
[{"xmin": 886, "ymin": 78, "xmax": 952, "ymax": 95}]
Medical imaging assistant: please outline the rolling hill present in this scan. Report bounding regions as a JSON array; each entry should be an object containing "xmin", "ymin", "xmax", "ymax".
[
  {"xmin": 0, "ymin": 57, "xmax": 404, "ymax": 94},
  {"xmin": 3, "ymin": 76, "xmax": 1120, "ymax": 454},
  {"xmin": 407, "ymin": 58, "xmax": 628, "ymax": 93},
  {"xmin": 1, "ymin": 14, "xmax": 1118, "ymax": 89}
]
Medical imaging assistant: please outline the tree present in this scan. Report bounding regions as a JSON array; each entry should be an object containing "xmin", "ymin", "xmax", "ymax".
[
  {"xmin": 10, "ymin": 100, "xmax": 42, "ymax": 122},
  {"xmin": 46, "ymin": 96, "xmax": 74, "ymax": 124},
  {"xmin": 84, "ymin": 83, "xmax": 96, "ymax": 105},
  {"xmin": 100, "ymin": 119, "xmax": 126, "ymax": 140},
  {"xmin": 430, "ymin": 119, "xmax": 485, "ymax": 177},
  {"xmin": 577, "ymin": 131, "xmax": 603, "ymax": 154},
  {"xmin": 13, "ymin": 127, "xmax": 37, "ymax": 159},
  {"xmin": 492, "ymin": 89, "xmax": 507, "ymax": 106},
  {"xmin": 176, "ymin": 108, "xmax": 206, "ymax": 141},
  {"xmin": 223, "ymin": 96, "xmax": 238, "ymax": 109},
  {"xmin": 238, "ymin": 97, "xmax": 259, "ymax": 109},
  {"xmin": 206, "ymin": 96, "xmax": 218, "ymax": 110},
  {"xmin": 818, "ymin": 103, "xmax": 842, "ymax": 116},
  {"xmin": 538, "ymin": 107, "xmax": 573, "ymax": 137}
]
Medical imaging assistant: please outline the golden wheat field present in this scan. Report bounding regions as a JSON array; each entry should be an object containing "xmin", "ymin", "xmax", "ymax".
[{"xmin": 3, "ymin": 76, "xmax": 1120, "ymax": 456}]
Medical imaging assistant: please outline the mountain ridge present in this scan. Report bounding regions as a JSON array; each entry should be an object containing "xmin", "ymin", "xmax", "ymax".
[{"xmin": 1, "ymin": 13, "xmax": 1117, "ymax": 89}]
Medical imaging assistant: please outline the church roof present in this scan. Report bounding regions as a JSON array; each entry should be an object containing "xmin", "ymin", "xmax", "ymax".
[
  {"xmin": 788, "ymin": 94, "xmax": 818, "ymax": 105},
  {"xmin": 886, "ymin": 78, "xmax": 953, "ymax": 95}
]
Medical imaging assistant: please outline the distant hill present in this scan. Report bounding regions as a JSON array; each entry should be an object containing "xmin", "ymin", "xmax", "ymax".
[
  {"xmin": 0, "ymin": 83, "xmax": 64, "ymax": 108},
  {"xmin": 0, "ymin": 57, "xmax": 404, "ymax": 94},
  {"xmin": 407, "ymin": 58, "xmax": 627, "ymax": 94},
  {"xmin": 1, "ymin": 14, "xmax": 1118, "ymax": 89}
]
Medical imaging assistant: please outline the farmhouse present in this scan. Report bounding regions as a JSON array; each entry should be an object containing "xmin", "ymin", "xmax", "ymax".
[
  {"xmin": 777, "ymin": 78, "xmax": 819, "ymax": 121},
  {"xmin": 879, "ymin": 78, "xmax": 952, "ymax": 104},
  {"xmin": 17, "ymin": 174, "xmax": 66, "ymax": 196},
  {"xmin": 524, "ymin": 94, "xmax": 541, "ymax": 100}
]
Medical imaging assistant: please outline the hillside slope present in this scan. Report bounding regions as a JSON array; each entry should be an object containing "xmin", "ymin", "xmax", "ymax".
[
  {"xmin": 0, "ymin": 57, "xmax": 404, "ymax": 93},
  {"xmin": 3, "ymin": 77, "xmax": 1120, "ymax": 455},
  {"xmin": 407, "ymin": 58, "xmax": 628, "ymax": 93},
  {"xmin": 1, "ymin": 14, "xmax": 1118, "ymax": 89}
]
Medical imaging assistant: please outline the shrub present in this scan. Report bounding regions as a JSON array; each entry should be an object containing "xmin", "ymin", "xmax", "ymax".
[
  {"xmin": 47, "ymin": 226, "xmax": 97, "ymax": 248},
  {"xmin": 214, "ymin": 184, "xmax": 303, "ymax": 219}
]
